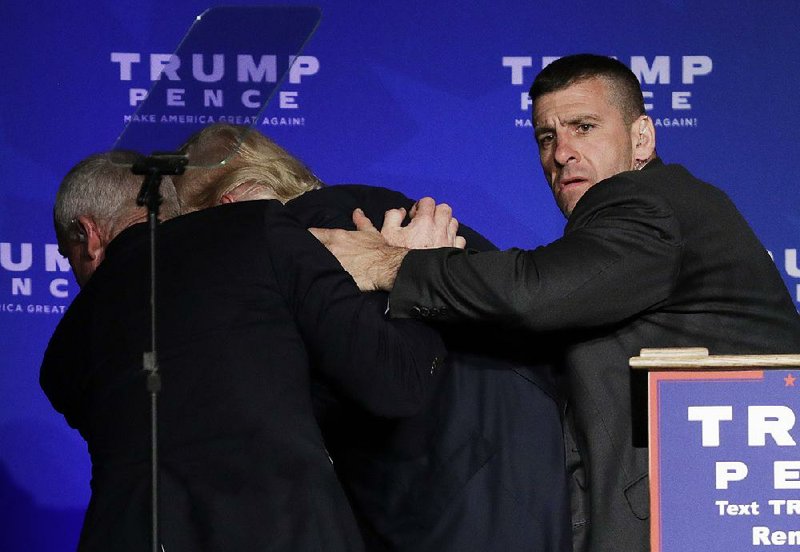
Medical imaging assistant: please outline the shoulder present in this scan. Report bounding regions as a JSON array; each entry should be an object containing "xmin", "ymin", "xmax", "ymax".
[
  {"xmin": 602, "ymin": 161, "xmax": 723, "ymax": 200},
  {"xmin": 570, "ymin": 159, "xmax": 715, "ymax": 219},
  {"xmin": 288, "ymin": 184, "xmax": 415, "ymax": 229},
  {"xmin": 569, "ymin": 171, "xmax": 675, "ymax": 227},
  {"xmin": 324, "ymin": 184, "xmax": 415, "ymax": 203},
  {"xmin": 176, "ymin": 199, "xmax": 282, "ymax": 223},
  {"xmin": 566, "ymin": 168, "xmax": 684, "ymax": 246},
  {"xmin": 587, "ymin": 161, "xmax": 736, "ymax": 218},
  {"xmin": 164, "ymin": 200, "xmax": 286, "ymax": 236}
]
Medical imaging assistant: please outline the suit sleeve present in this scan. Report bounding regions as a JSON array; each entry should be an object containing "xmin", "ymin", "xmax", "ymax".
[
  {"xmin": 288, "ymin": 184, "xmax": 498, "ymax": 252},
  {"xmin": 389, "ymin": 179, "xmax": 684, "ymax": 332},
  {"xmin": 263, "ymin": 203, "xmax": 446, "ymax": 418},
  {"xmin": 39, "ymin": 294, "xmax": 92, "ymax": 431}
]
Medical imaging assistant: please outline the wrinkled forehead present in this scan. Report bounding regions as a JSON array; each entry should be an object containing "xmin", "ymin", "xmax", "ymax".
[
  {"xmin": 537, "ymin": 75, "xmax": 641, "ymax": 128},
  {"xmin": 533, "ymin": 75, "xmax": 615, "ymax": 105},
  {"xmin": 532, "ymin": 77, "xmax": 620, "ymax": 123}
]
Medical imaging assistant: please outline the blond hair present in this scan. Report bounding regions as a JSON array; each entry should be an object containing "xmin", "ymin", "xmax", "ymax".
[{"xmin": 176, "ymin": 124, "xmax": 323, "ymax": 212}]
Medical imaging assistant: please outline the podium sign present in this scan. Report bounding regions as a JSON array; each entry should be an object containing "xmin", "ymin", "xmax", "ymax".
[{"xmin": 648, "ymin": 364, "xmax": 800, "ymax": 551}]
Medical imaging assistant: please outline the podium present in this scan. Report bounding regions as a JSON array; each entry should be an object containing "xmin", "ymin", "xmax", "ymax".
[{"xmin": 631, "ymin": 348, "xmax": 800, "ymax": 551}]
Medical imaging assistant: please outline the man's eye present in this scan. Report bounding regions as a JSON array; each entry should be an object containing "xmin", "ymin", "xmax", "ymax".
[
  {"xmin": 537, "ymin": 134, "xmax": 554, "ymax": 146},
  {"xmin": 576, "ymin": 123, "xmax": 594, "ymax": 133}
]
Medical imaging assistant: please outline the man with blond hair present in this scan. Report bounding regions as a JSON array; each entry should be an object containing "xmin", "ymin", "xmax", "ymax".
[{"xmin": 173, "ymin": 123, "xmax": 572, "ymax": 552}]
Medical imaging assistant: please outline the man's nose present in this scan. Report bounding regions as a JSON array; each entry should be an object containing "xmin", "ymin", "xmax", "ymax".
[{"xmin": 554, "ymin": 133, "xmax": 580, "ymax": 167}]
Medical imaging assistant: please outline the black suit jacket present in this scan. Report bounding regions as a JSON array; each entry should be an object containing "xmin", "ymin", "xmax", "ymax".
[
  {"xmin": 389, "ymin": 161, "xmax": 800, "ymax": 552},
  {"xmin": 289, "ymin": 185, "xmax": 572, "ymax": 552},
  {"xmin": 40, "ymin": 200, "xmax": 445, "ymax": 552}
]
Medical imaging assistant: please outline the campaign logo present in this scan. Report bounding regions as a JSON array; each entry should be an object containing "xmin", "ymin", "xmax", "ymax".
[
  {"xmin": 0, "ymin": 241, "xmax": 73, "ymax": 316},
  {"xmin": 111, "ymin": 52, "xmax": 320, "ymax": 130},
  {"xmin": 502, "ymin": 55, "xmax": 713, "ymax": 130}
]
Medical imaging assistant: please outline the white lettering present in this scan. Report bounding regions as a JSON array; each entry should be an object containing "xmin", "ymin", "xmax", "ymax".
[
  {"xmin": 775, "ymin": 461, "xmax": 800, "ymax": 490},
  {"xmin": 50, "ymin": 279, "xmax": 69, "ymax": 299},
  {"xmin": 151, "ymin": 54, "xmax": 180, "ymax": 81},
  {"xmin": 688, "ymin": 405, "xmax": 733, "ymax": 446},
  {"xmin": 520, "ymin": 91, "xmax": 533, "ymax": 110},
  {"xmin": 237, "ymin": 54, "xmax": 277, "ymax": 83},
  {"xmin": 541, "ymin": 56, "xmax": 560, "ymax": 69},
  {"xmin": 672, "ymin": 91, "xmax": 692, "ymax": 110},
  {"xmin": 11, "ymin": 277, "xmax": 31, "ymax": 296},
  {"xmin": 192, "ymin": 54, "xmax": 224, "ymax": 82},
  {"xmin": 786, "ymin": 249, "xmax": 800, "ymax": 277},
  {"xmin": 279, "ymin": 91, "xmax": 298, "ymax": 109},
  {"xmin": 716, "ymin": 500, "xmax": 760, "ymax": 515},
  {"xmin": 110, "ymin": 52, "xmax": 141, "ymax": 81},
  {"xmin": 631, "ymin": 56, "xmax": 670, "ymax": 85},
  {"xmin": 716, "ymin": 461, "xmax": 748, "ymax": 489},
  {"xmin": 288, "ymin": 55, "xmax": 319, "ymax": 84},
  {"xmin": 748, "ymin": 405, "xmax": 796, "ymax": 446},
  {"xmin": 502, "ymin": 56, "xmax": 533, "ymax": 85},
  {"xmin": 241, "ymin": 89, "xmax": 261, "ymax": 109},
  {"xmin": 129, "ymin": 88, "xmax": 147, "ymax": 107},
  {"xmin": 261, "ymin": 116, "xmax": 303, "ymax": 126},
  {"xmin": 753, "ymin": 526, "xmax": 770, "ymax": 545},
  {"xmin": 45, "ymin": 244, "xmax": 70, "ymax": 272},
  {"xmin": 752, "ymin": 526, "xmax": 800, "ymax": 546},
  {"xmin": 1, "ymin": 242, "xmax": 32, "ymax": 271},
  {"xmin": 653, "ymin": 117, "xmax": 698, "ymax": 127},
  {"xmin": 682, "ymin": 55, "xmax": 713, "ymax": 84},
  {"xmin": 204, "ymin": 89, "xmax": 223, "ymax": 107},
  {"xmin": 166, "ymin": 88, "xmax": 186, "ymax": 107},
  {"xmin": 768, "ymin": 499, "xmax": 800, "ymax": 515}
]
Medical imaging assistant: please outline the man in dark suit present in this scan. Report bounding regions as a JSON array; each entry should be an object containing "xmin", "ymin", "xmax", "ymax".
[
  {"xmin": 290, "ymin": 186, "xmax": 570, "ymax": 552},
  {"xmin": 41, "ymin": 152, "xmax": 446, "ymax": 551},
  {"xmin": 174, "ymin": 124, "xmax": 572, "ymax": 552},
  {"xmin": 311, "ymin": 54, "xmax": 800, "ymax": 552}
]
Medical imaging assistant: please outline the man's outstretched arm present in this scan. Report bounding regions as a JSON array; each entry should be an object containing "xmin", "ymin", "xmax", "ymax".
[{"xmin": 310, "ymin": 197, "xmax": 464, "ymax": 291}]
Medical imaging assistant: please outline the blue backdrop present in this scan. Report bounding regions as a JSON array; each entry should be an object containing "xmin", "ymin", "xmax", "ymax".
[{"xmin": 2, "ymin": 1, "xmax": 798, "ymax": 549}]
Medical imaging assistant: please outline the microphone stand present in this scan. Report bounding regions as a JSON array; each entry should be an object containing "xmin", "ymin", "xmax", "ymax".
[{"xmin": 131, "ymin": 153, "xmax": 187, "ymax": 552}]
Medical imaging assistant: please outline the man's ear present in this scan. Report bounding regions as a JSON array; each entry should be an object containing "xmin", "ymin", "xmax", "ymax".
[
  {"xmin": 632, "ymin": 114, "xmax": 656, "ymax": 167},
  {"xmin": 219, "ymin": 182, "xmax": 248, "ymax": 204},
  {"xmin": 218, "ymin": 181, "xmax": 279, "ymax": 204},
  {"xmin": 74, "ymin": 215, "xmax": 105, "ymax": 262}
]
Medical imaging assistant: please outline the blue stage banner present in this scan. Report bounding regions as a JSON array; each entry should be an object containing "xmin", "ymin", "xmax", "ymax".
[
  {"xmin": 649, "ymin": 370, "xmax": 800, "ymax": 551},
  {"xmin": 2, "ymin": 1, "xmax": 799, "ymax": 550}
]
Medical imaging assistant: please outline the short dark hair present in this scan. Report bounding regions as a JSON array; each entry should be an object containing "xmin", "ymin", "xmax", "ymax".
[{"xmin": 529, "ymin": 54, "xmax": 645, "ymax": 124}]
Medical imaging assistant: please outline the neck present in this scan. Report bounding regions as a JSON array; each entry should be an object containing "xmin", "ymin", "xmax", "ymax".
[{"xmin": 106, "ymin": 209, "xmax": 150, "ymax": 244}]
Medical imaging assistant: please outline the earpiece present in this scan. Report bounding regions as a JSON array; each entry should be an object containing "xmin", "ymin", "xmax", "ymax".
[
  {"xmin": 636, "ymin": 118, "xmax": 647, "ymax": 147},
  {"xmin": 69, "ymin": 218, "xmax": 88, "ymax": 243}
]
